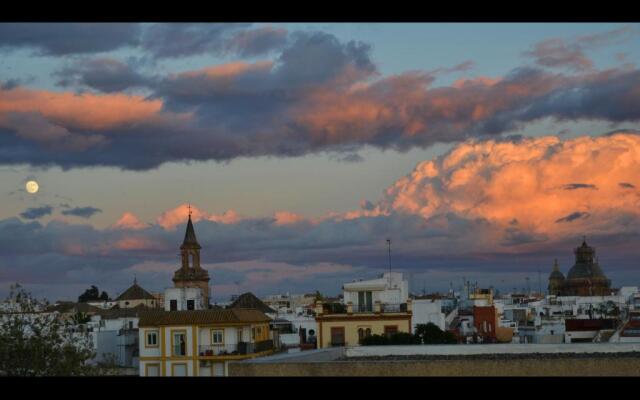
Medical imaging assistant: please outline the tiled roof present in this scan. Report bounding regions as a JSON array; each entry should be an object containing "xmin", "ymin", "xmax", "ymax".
[
  {"xmin": 138, "ymin": 308, "xmax": 271, "ymax": 327},
  {"xmin": 97, "ymin": 304, "xmax": 154, "ymax": 319},
  {"xmin": 115, "ymin": 283, "xmax": 155, "ymax": 301},
  {"xmin": 47, "ymin": 302, "xmax": 103, "ymax": 314},
  {"xmin": 229, "ymin": 292, "xmax": 276, "ymax": 314}
]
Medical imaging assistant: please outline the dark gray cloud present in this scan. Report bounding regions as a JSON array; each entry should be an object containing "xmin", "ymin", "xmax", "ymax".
[
  {"xmin": 60, "ymin": 206, "xmax": 102, "ymax": 219},
  {"xmin": 619, "ymin": 182, "xmax": 636, "ymax": 189},
  {"xmin": 0, "ymin": 23, "xmax": 141, "ymax": 55},
  {"xmin": 140, "ymin": 23, "xmax": 248, "ymax": 59},
  {"xmin": 501, "ymin": 227, "xmax": 549, "ymax": 246},
  {"xmin": 54, "ymin": 58, "xmax": 153, "ymax": 93},
  {"xmin": 555, "ymin": 211, "xmax": 590, "ymax": 223},
  {"xmin": 2, "ymin": 30, "xmax": 640, "ymax": 170},
  {"xmin": 562, "ymin": 183, "xmax": 598, "ymax": 190},
  {"xmin": 524, "ymin": 26, "xmax": 638, "ymax": 71},
  {"xmin": 2, "ymin": 208, "xmax": 639, "ymax": 301},
  {"xmin": 19, "ymin": 206, "xmax": 53, "ymax": 220},
  {"xmin": 225, "ymin": 27, "xmax": 288, "ymax": 57},
  {"xmin": 275, "ymin": 31, "xmax": 376, "ymax": 87}
]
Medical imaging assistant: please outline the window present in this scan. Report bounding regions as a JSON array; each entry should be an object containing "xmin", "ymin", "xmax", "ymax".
[
  {"xmin": 129, "ymin": 321, "xmax": 134, "ymax": 329},
  {"xmin": 146, "ymin": 331, "xmax": 158, "ymax": 347},
  {"xmin": 170, "ymin": 299, "xmax": 177, "ymax": 311},
  {"xmin": 172, "ymin": 332, "xmax": 187, "ymax": 356},
  {"xmin": 357, "ymin": 291, "xmax": 373, "ymax": 312},
  {"xmin": 357, "ymin": 327, "xmax": 372, "ymax": 343},
  {"xmin": 236, "ymin": 328, "xmax": 243, "ymax": 343},
  {"xmin": 211, "ymin": 329, "xmax": 224, "ymax": 344},
  {"xmin": 384, "ymin": 325, "xmax": 398, "ymax": 337},
  {"xmin": 330, "ymin": 327, "xmax": 345, "ymax": 346},
  {"xmin": 145, "ymin": 363, "xmax": 160, "ymax": 377},
  {"xmin": 187, "ymin": 300, "xmax": 195, "ymax": 310},
  {"xmin": 252, "ymin": 327, "xmax": 256, "ymax": 340}
]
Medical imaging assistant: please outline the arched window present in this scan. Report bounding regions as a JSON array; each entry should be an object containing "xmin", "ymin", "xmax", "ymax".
[
  {"xmin": 365, "ymin": 328, "xmax": 371, "ymax": 337},
  {"xmin": 358, "ymin": 328, "xmax": 364, "ymax": 343}
]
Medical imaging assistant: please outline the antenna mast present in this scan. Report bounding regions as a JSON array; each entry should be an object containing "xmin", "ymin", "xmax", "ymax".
[{"xmin": 386, "ymin": 238, "xmax": 392, "ymax": 287}]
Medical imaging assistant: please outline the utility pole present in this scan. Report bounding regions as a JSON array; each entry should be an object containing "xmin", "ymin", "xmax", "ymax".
[
  {"xmin": 386, "ymin": 238, "xmax": 392, "ymax": 287},
  {"xmin": 538, "ymin": 270, "xmax": 542, "ymax": 297}
]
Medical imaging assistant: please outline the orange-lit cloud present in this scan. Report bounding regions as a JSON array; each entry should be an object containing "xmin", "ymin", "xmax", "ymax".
[
  {"xmin": 111, "ymin": 212, "xmax": 149, "ymax": 230},
  {"xmin": 0, "ymin": 86, "xmax": 164, "ymax": 130},
  {"xmin": 273, "ymin": 211, "xmax": 306, "ymax": 225},
  {"xmin": 156, "ymin": 203, "xmax": 242, "ymax": 230},
  {"xmin": 176, "ymin": 61, "xmax": 273, "ymax": 80},
  {"xmin": 378, "ymin": 132, "xmax": 640, "ymax": 243}
]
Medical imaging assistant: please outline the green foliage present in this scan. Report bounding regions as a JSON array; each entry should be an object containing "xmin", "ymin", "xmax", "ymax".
[
  {"xmin": 78, "ymin": 285, "xmax": 100, "ymax": 303},
  {"xmin": 360, "ymin": 332, "xmax": 422, "ymax": 346},
  {"xmin": 0, "ymin": 284, "xmax": 97, "ymax": 376},
  {"xmin": 415, "ymin": 323, "xmax": 458, "ymax": 344},
  {"xmin": 314, "ymin": 291, "xmax": 323, "ymax": 302},
  {"xmin": 360, "ymin": 334, "xmax": 388, "ymax": 346},
  {"xmin": 71, "ymin": 311, "xmax": 91, "ymax": 325},
  {"xmin": 360, "ymin": 323, "xmax": 458, "ymax": 346}
]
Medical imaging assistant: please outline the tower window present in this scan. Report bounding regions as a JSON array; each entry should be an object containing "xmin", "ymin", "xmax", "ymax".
[
  {"xmin": 170, "ymin": 299, "xmax": 177, "ymax": 311},
  {"xmin": 187, "ymin": 300, "xmax": 195, "ymax": 310}
]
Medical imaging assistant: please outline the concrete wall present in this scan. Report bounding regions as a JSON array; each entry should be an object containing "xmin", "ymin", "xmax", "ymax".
[{"xmin": 229, "ymin": 356, "xmax": 640, "ymax": 376}]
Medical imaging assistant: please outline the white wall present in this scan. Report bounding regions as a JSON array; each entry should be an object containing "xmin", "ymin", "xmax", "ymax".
[
  {"xmin": 164, "ymin": 287, "xmax": 205, "ymax": 311},
  {"xmin": 412, "ymin": 299, "xmax": 445, "ymax": 331}
]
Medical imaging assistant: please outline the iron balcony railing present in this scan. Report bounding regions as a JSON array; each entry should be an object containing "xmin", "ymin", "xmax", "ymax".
[
  {"xmin": 352, "ymin": 303, "xmax": 407, "ymax": 313},
  {"xmin": 198, "ymin": 340, "xmax": 273, "ymax": 356},
  {"xmin": 356, "ymin": 304, "xmax": 373, "ymax": 313}
]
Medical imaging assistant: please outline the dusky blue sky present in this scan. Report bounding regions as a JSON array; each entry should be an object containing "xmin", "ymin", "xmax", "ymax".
[{"xmin": 1, "ymin": 23, "xmax": 640, "ymax": 301}]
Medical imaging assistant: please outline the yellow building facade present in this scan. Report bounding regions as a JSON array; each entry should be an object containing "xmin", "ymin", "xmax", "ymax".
[
  {"xmin": 315, "ymin": 300, "xmax": 413, "ymax": 348},
  {"xmin": 138, "ymin": 309, "xmax": 273, "ymax": 377}
]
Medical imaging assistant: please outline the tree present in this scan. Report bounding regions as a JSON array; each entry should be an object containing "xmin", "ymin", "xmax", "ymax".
[
  {"xmin": 99, "ymin": 291, "xmax": 110, "ymax": 301},
  {"xmin": 415, "ymin": 323, "xmax": 457, "ymax": 344},
  {"xmin": 0, "ymin": 284, "xmax": 96, "ymax": 376},
  {"xmin": 313, "ymin": 291, "xmax": 323, "ymax": 302},
  {"xmin": 78, "ymin": 285, "xmax": 101, "ymax": 303}
]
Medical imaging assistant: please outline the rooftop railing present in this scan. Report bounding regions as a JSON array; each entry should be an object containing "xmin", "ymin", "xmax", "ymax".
[{"xmin": 198, "ymin": 340, "xmax": 273, "ymax": 356}]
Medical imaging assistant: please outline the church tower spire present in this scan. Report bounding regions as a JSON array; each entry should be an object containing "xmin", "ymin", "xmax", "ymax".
[{"xmin": 172, "ymin": 205, "xmax": 210, "ymax": 306}]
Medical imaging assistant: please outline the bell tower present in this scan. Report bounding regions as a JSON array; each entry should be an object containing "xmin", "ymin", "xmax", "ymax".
[{"xmin": 172, "ymin": 205, "xmax": 210, "ymax": 305}]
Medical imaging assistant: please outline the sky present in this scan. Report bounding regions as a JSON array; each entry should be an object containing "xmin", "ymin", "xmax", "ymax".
[{"xmin": 1, "ymin": 22, "xmax": 640, "ymax": 302}]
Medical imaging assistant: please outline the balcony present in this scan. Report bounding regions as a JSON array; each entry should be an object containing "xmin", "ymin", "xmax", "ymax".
[
  {"xmin": 356, "ymin": 304, "xmax": 373, "ymax": 313},
  {"xmin": 198, "ymin": 340, "xmax": 273, "ymax": 357},
  {"xmin": 381, "ymin": 303, "xmax": 407, "ymax": 313}
]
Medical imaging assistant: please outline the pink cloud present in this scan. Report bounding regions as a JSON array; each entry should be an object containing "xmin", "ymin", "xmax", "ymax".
[
  {"xmin": 156, "ymin": 203, "xmax": 242, "ymax": 230},
  {"xmin": 111, "ymin": 212, "xmax": 149, "ymax": 230},
  {"xmin": 0, "ymin": 86, "xmax": 164, "ymax": 130},
  {"xmin": 273, "ymin": 211, "xmax": 306, "ymax": 225},
  {"xmin": 377, "ymin": 132, "xmax": 640, "ymax": 243}
]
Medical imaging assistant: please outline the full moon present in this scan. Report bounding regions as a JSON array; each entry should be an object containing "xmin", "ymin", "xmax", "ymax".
[{"xmin": 25, "ymin": 180, "xmax": 39, "ymax": 194}]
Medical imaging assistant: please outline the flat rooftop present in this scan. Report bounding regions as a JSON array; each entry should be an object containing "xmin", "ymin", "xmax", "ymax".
[{"xmin": 229, "ymin": 344, "xmax": 640, "ymax": 376}]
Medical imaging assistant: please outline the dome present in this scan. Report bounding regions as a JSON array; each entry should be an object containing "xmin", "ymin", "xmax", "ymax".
[
  {"xmin": 548, "ymin": 259, "xmax": 565, "ymax": 280},
  {"xmin": 566, "ymin": 238, "xmax": 606, "ymax": 280}
]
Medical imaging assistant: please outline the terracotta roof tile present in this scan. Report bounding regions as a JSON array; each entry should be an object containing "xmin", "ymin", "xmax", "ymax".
[{"xmin": 138, "ymin": 308, "xmax": 271, "ymax": 327}]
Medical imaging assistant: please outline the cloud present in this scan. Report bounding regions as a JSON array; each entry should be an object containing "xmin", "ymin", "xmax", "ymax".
[
  {"xmin": 562, "ymin": 183, "xmax": 597, "ymax": 190},
  {"xmin": 54, "ymin": 57, "xmax": 153, "ymax": 93},
  {"xmin": 2, "ymin": 29, "xmax": 640, "ymax": 170},
  {"xmin": 19, "ymin": 206, "xmax": 53, "ymax": 220},
  {"xmin": 140, "ymin": 23, "xmax": 248, "ymax": 59},
  {"xmin": 156, "ymin": 203, "xmax": 242, "ymax": 230},
  {"xmin": 111, "ymin": 212, "xmax": 149, "ymax": 230},
  {"xmin": 555, "ymin": 211, "xmax": 590, "ymax": 223},
  {"xmin": 524, "ymin": 25, "xmax": 639, "ymax": 71},
  {"xmin": 225, "ymin": 26, "xmax": 288, "ymax": 57},
  {"xmin": 61, "ymin": 206, "xmax": 102, "ymax": 219},
  {"xmin": 619, "ymin": 182, "xmax": 636, "ymax": 189},
  {"xmin": 0, "ymin": 23, "xmax": 140, "ymax": 55},
  {"xmin": 4, "ymin": 133, "xmax": 640, "ymax": 299}
]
